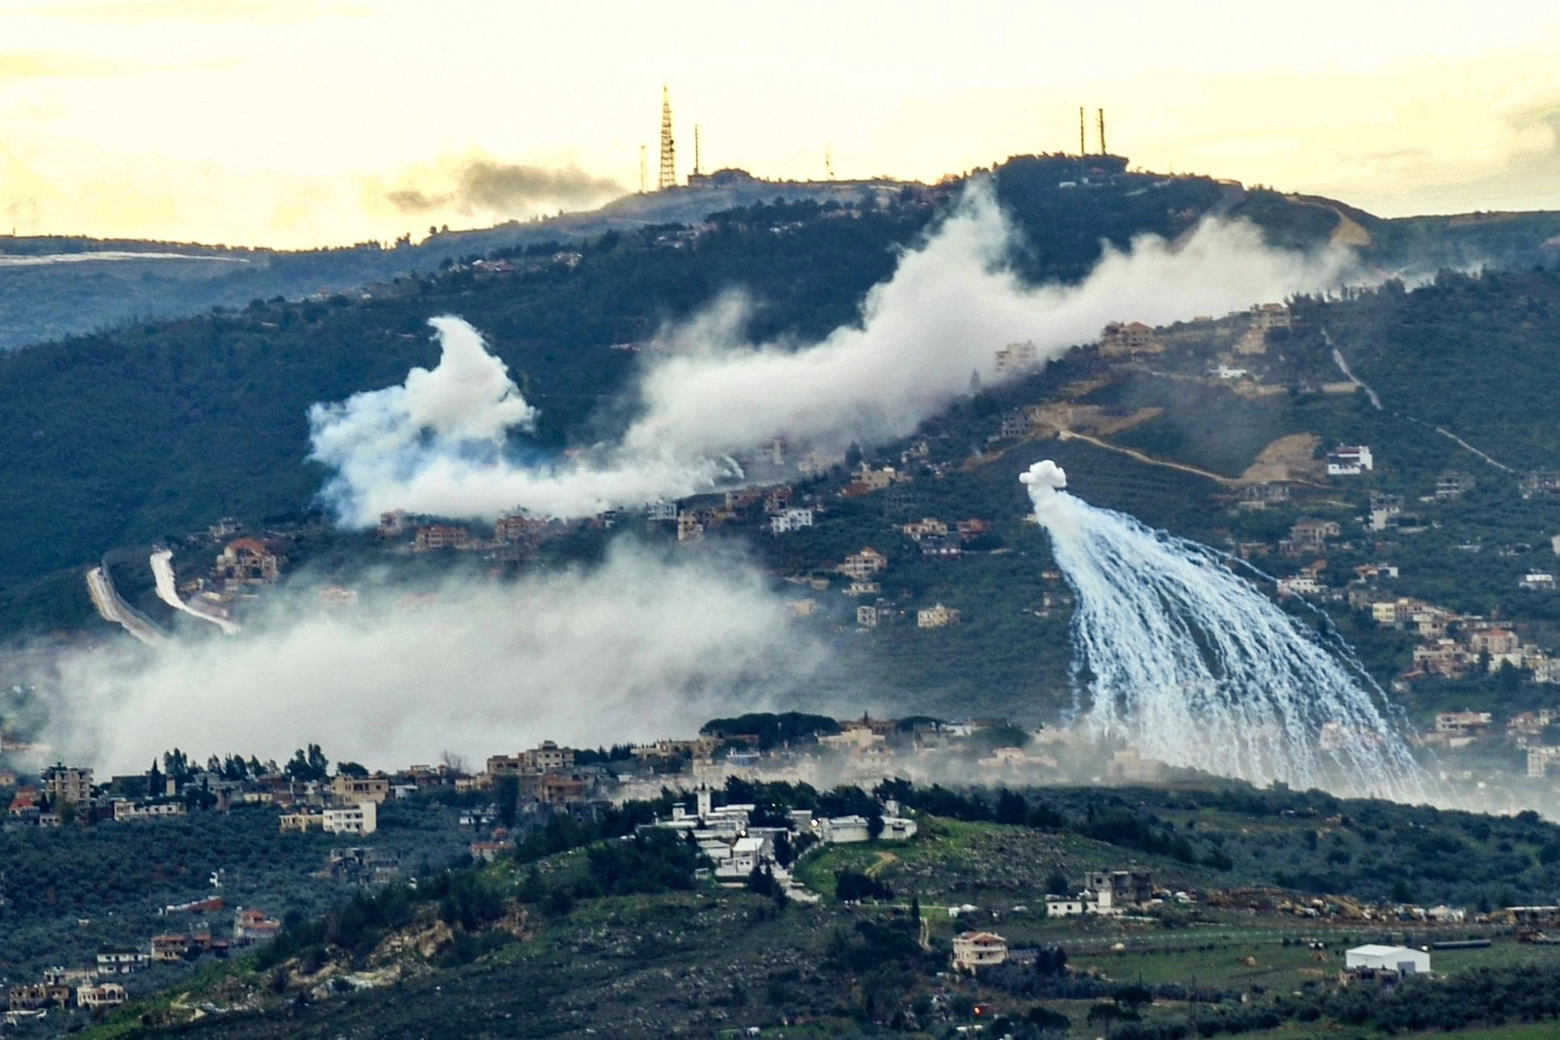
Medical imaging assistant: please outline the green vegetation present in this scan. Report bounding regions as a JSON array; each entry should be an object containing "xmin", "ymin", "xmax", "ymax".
[
  {"xmin": 53, "ymin": 778, "xmax": 1560, "ymax": 1040},
  {"xmin": 0, "ymin": 796, "xmax": 469, "ymax": 984}
]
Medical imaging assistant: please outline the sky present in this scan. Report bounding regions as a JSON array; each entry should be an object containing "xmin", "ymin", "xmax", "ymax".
[{"xmin": 2, "ymin": 0, "xmax": 1558, "ymax": 248}]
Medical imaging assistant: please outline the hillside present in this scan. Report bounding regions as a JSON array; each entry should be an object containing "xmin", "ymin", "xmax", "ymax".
[
  {"xmin": 0, "ymin": 157, "xmax": 1559, "ymax": 750},
  {"xmin": 57, "ymin": 779, "xmax": 1560, "ymax": 1040},
  {"xmin": 2, "ymin": 158, "xmax": 1558, "ymax": 601}
]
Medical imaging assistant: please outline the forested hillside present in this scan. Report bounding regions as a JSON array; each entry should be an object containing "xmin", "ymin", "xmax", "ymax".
[
  {"xmin": 0, "ymin": 158, "xmax": 1295, "ymax": 592},
  {"xmin": 1, "ymin": 156, "xmax": 1558, "ymax": 658}
]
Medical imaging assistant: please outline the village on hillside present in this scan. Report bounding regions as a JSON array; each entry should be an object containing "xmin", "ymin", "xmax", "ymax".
[{"xmin": 5, "ymin": 709, "xmax": 1550, "ymax": 1024}]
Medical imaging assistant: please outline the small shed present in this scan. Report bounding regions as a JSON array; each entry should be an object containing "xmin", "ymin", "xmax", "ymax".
[{"xmin": 1345, "ymin": 944, "xmax": 1430, "ymax": 974}]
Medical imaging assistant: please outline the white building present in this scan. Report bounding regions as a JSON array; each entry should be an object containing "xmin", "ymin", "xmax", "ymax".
[
  {"xmin": 1326, "ymin": 445, "xmax": 1374, "ymax": 475},
  {"xmin": 1345, "ymin": 944, "xmax": 1429, "ymax": 974},
  {"xmin": 816, "ymin": 813, "xmax": 916, "ymax": 844},
  {"xmin": 113, "ymin": 800, "xmax": 187, "ymax": 822},
  {"xmin": 1044, "ymin": 895, "xmax": 1086, "ymax": 917},
  {"xmin": 96, "ymin": 950, "xmax": 149, "ymax": 975},
  {"xmin": 713, "ymin": 836, "xmax": 772, "ymax": 880},
  {"xmin": 818, "ymin": 815, "xmax": 870, "ymax": 844},
  {"xmin": 770, "ymin": 508, "xmax": 815, "ymax": 534},
  {"xmin": 994, "ymin": 341, "xmax": 1040, "ymax": 376},
  {"xmin": 322, "ymin": 801, "xmax": 377, "ymax": 835},
  {"xmin": 646, "ymin": 501, "xmax": 678, "ymax": 522}
]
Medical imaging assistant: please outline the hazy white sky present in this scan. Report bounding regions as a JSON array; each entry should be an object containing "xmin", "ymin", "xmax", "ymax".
[{"xmin": 3, "ymin": 0, "xmax": 1559, "ymax": 247}]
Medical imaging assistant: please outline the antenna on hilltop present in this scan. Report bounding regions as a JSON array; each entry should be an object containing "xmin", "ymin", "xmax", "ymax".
[
  {"xmin": 639, "ymin": 145, "xmax": 648, "ymax": 194},
  {"xmin": 658, "ymin": 86, "xmax": 676, "ymax": 190},
  {"xmin": 1078, "ymin": 107, "xmax": 1086, "ymax": 156},
  {"xmin": 1097, "ymin": 108, "xmax": 1107, "ymax": 155},
  {"xmin": 693, "ymin": 124, "xmax": 702, "ymax": 177}
]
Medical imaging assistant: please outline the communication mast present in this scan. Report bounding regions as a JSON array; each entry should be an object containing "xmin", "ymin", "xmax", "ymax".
[
  {"xmin": 658, "ymin": 86, "xmax": 676, "ymax": 190},
  {"xmin": 1097, "ymin": 108, "xmax": 1107, "ymax": 155},
  {"xmin": 693, "ymin": 124, "xmax": 702, "ymax": 177},
  {"xmin": 1079, "ymin": 107, "xmax": 1086, "ymax": 155}
]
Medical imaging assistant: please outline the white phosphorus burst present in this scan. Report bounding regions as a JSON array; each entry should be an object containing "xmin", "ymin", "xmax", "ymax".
[{"xmin": 1021, "ymin": 460, "xmax": 1429, "ymax": 801}]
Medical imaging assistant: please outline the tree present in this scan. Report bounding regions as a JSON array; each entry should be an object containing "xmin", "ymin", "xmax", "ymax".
[
  {"xmin": 286, "ymin": 744, "xmax": 330, "ymax": 783},
  {"xmin": 773, "ymin": 830, "xmax": 794, "ymax": 869},
  {"xmin": 336, "ymin": 761, "xmax": 369, "ymax": 779},
  {"xmin": 996, "ymin": 789, "xmax": 1029, "ymax": 825},
  {"xmin": 494, "ymin": 776, "xmax": 519, "ymax": 828}
]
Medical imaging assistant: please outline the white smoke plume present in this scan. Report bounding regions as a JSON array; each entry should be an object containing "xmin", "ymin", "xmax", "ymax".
[
  {"xmin": 311, "ymin": 180, "xmax": 1359, "ymax": 525},
  {"xmin": 42, "ymin": 544, "xmax": 815, "ymax": 775},
  {"xmin": 1021, "ymin": 459, "xmax": 1429, "ymax": 802}
]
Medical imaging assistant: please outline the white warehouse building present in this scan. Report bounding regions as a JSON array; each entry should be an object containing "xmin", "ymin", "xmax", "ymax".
[{"xmin": 1345, "ymin": 944, "xmax": 1430, "ymax": 975}]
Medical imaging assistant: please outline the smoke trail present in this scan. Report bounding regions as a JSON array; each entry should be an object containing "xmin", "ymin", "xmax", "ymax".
[
  {"xmin": 1022, "ymin": 460, "xmax": 1429, "ymax": 801},
  {"xmin": 311, "ymin": 181, "xmax": 1360, "ymax": 526},
  {"xmin": 40, "ymin": 543, "xmax": 815, "ymax": 775},
  {"xmin": 389, "ymin": 159, "xmax": 625, "ymax": 216}
]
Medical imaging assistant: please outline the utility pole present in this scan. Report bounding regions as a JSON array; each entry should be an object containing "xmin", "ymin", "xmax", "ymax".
[
  {"xmin": 658, "ymin": 86, "xmax": 676, "ymax": 190},
  {"xmin": 1079, "ymin": 107, "xmax": 1086, "ymax": 156},
  {"xmin": 1097, "ymin": 108, "xmax": 1107, "ymax": 155}
]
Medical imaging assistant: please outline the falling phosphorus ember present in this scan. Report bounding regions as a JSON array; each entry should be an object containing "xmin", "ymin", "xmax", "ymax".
[{"xmin": 1021, "ymin": 459, "xmax": 1430, "ymax": 801}]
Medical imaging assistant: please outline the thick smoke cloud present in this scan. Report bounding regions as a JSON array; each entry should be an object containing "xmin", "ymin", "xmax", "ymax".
[
  {"xmin": 43, "ymin": 545, "xmax": 814, "ymax": 774},
  {"xmin": 388, "ymin": 160, "xmax": 624, "ymax": 216},
  {"xmin": 312, "ymin": 180, "xmax": 1359, "ymax": 525},
  {"xmin": 309, "ymin": 315, "xmax": 540, "ymax": 516}
]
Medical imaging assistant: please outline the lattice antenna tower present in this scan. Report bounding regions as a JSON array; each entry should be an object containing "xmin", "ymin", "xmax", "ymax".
[
  {"xmin": 658, "ymin": 86, "xmax": 676, "ymax": 189},
  {"xmin": 693, "ymin": 124, "xmax": 701, "ymax": 176},
  {"xmin": 1097, "ymin": 108, "xmax": 1107, "ymax": 155},
  {"xmin": 1079, "ymin": 107, "xmax": 1086, "ymax": 155}
]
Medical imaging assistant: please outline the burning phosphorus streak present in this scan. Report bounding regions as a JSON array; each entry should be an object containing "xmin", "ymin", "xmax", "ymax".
[{"xmin": 1021, "ymin": 460, "xmax": 1429, "ymax": 801}]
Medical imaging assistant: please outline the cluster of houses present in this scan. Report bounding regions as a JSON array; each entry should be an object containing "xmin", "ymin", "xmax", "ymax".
[
  {"xmin": 2, "ymin": 763, "xmax": 397, "ymax": 833},
  {"xmin": 1425, "ymin": 708, "xmax": 1560, "ymax": 778},
  {"xmin": 639, "ymin": 782, "xmax": 916, "ymax": 898},
  {"xmin": 7, "ymin": 974, "xmax": 126, "ymax": 1021},
  {"xmin": 6, "ymin": 903, "xmax": 282, "ymax": 1022},
  {"xmin": 1263, "ymin": 519, "xmax": 1560, "ymax": 702}
]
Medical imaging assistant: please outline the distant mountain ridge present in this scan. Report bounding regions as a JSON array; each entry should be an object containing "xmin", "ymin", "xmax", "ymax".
[
  {"xmin": 0, "ymin": 170, "xmax": 922, "ymax": 353},
  {"xmin": 4, "ymin": 157, "xmax": 1558, "ymax": 353}
]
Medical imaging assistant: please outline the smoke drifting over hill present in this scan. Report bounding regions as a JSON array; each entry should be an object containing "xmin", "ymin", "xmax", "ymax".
[
  {"xmin": 43, "ymin": 545, "xmax": 813, "ymax": 774},
  {"xmin": 311, "ymin": 180, "xmax": 1359, "ymax": 525},
  {"xmin": 389, "ymin": 160, "xmax": 625, "ymax": 217}
]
